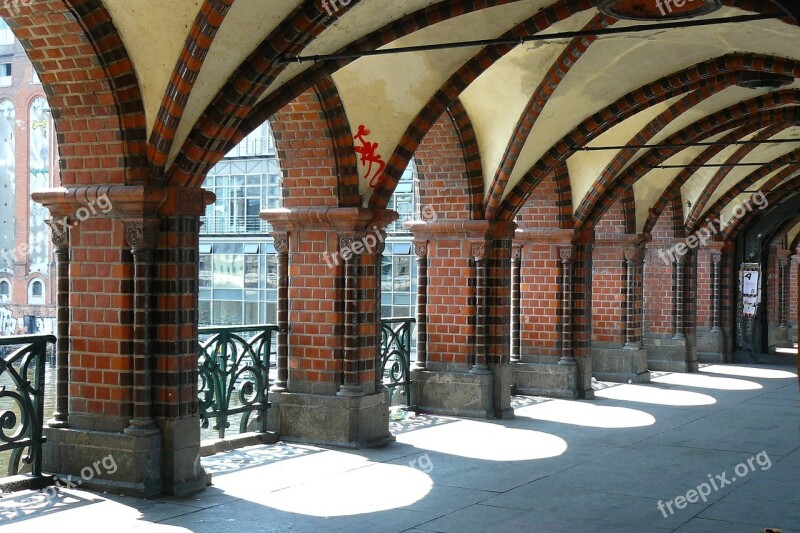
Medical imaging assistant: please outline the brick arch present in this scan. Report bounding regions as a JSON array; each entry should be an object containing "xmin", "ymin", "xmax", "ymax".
[
  {"xmin": 649, "ymin": 193, "xmax": 685, "ymax": 240},
  {"xmin": 499, "ymin": 54, "xmax": 800, "ymax": 224},
  {"xmin": 270, "ymin": 88, "xmax": 340, "ymax": 209},
  {"xmin": 640, "ymin": 113, "xmax": 797, "ymax": 235},
  {"xmin": 445, "ymin": 99, "xmax": 484, "ymax": 220},
  {"xmin": 167, "ymin": 1, "xmax": 352, "ymax": 188},
  {"xmin": 577, "ymin": 89, "xmax": 800, "ymax": 232},
  {"xmin": 684, "ymin": 122, "xmax": 793, "ymax": 230},
  {"xmin": 484, "ymin": 13, "xmax": 615, "ymax": 217},
  {"xmin": 583, "ymin": 81, "xmax": 727, "ymax": 230},
  {"xmin": 167, "ymin": 0, "xmax": 519, "ymax": 189},
  {"xmin": 700, "ymin": 156, "xmax": 800, "ymax": 234},
  {"xmin": 371, "ymin": 0, "xmax": 784, "ymax": 213},
  {"xmin": 413, "ymin": 103, "xmax": 476, "ymax": 220},
  {"xmin": 369, "ymin": 0, "xmax": 597, "ymax": 211},
  {"xmin": 314, "ymin": 77, "xmax": 360, "ymax": 208},
  {"xmin": 206, "ymin": 0, "xmax": 519, "ymax": 180},
  {"xmin": 147, "ymin": 0, "xmax": 233, "ymax": 180},
  {"xmin": 5, "ymin": 0, "xmax": 148, "ymax": 186},
  {"xmin": 720, "ymin": 188, "xmax": 796, "ymax": 241},
  {"xmin": 515, "ymin": 165, "xmax": 570, "ymax": 231}
]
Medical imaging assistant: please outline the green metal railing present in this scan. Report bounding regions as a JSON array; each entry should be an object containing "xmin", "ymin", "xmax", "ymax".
[
  {"xmin": 198, "ymin": 325, "xmax": 277, "ymax": 439},
  {"xmin": 380, "ymin": 318, "xmax": 415, "ymax": 406},
  {"xmin": 198, "ymin": 318, "xmax": 416, "ymax": 439},
  {"xmin": 0, "ymin": 334, "xmax": 54, "ymax": 478}
]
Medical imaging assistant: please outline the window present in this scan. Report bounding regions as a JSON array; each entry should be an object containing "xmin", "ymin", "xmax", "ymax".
[
  {"xmin": 198, "ymin": 241, "xmax": 278, "ymax": 326},
  {"xmin": 0, "ymin": 63, "xmax": 11, "ymax": 87},
  {"xmin": 381, "ymin": 241, "xmax": 416, "ymax": 319},
  {"xmin": 386, "ymin": 161, "xmax": 419, "ymax": 234},
  {"xmin": 0, "ymin": 20, "xmax": 13, "ymax": 46},
  {"xmin": 201, "ymin": 159, "xmax": 282, "ymax": 235},
  {"xmin": 28, "ymin": 279, "xmax": 43, "ymax": 304},
  {"xmin": 0, "ymin": 279, "xmax": 9, "ymax": 301}
]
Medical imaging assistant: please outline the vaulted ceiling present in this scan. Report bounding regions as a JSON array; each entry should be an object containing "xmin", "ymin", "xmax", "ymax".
[{"xmin": 35, "ymin": 1, "xmax": 800, "ymax": 236}]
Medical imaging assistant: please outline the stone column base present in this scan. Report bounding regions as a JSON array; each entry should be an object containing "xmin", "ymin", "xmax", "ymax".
[
  {"xmin": 646, "ymin": 336, "xmax": 698, "ymax": 373},
  {"xmin": 512, "ymin": 360, "xmax": 578, "ymax": 399},
  {"xmin": 490, "ymin": 363, "xmax": 514, "ymax": 419},
  {"xmin": 592, "ymin": 347, "xmax": 650, "ymax": 383},
  {"xmin": 157, "ymin": 417, "xmax": 210, "ymax": 497},
  {"xmin": 697, "ymin": 328, "xmax": 726, "ymax": 363},
  {"xmin": 267, "ymin": 391, "xmax": 394, "ymax": 448},
  {"xmin": 412, "ymin": 369, "xmax": 498, "ymax": 418},
  {"xmin": 43, "ymin": 427, "xmax": 162, "ymax": 498}
]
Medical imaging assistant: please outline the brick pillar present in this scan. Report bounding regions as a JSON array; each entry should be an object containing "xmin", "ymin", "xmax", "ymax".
[
  {"xmin": 45, "ymin": 217, "xmax": 70, "ymax": 427},
  {"xmin": 412, "ymin": 239, "xmax": 428, "ymax": 371},
  {"xmin": 623, "ymin": 247, "xmax": 645, "ymax": 350},
  {"xmin": 711, "ymin": 250, "xmax": 722, "ymax": 332},
  {"xmin": 270, "ymin": 233, "xmax": 289, "ymax": 392},
  {"xmin": 510, "ymin": 245, "xmax": 522, "ymax": 364},
  {"xmin": 122, "ymin": 218, "xmax": 159, "ymax": 437},
  {"xmin": 34, "ymin": 185, "xmax": 215, "ymax": 497},
  {"xmin": 261, "ymin": 207, "xmax": 397, "ymax": 448},
  {"xmin": 697, "ymin": 244, "xmax": 726, "ymax": 363},
  {"xmin": 673, "ymin": 254, "xmax": 686, "ymax": 339},
  {"xmin": 592, "ymin": 234, "xmax": 649, "ymax": 383},
  {"xmin": 779, "ymin": 257, "xmax": 789, "ymax": 328},
  {"xmin": 407, "ymin": 220, "xmax": 515, "ymax": 419},
  {"xmin": 559, "ymin": 245, "xmax": 576, "ymax": 366}
]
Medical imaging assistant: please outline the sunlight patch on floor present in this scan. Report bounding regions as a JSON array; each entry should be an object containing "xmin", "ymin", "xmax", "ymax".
[
  {"xmin": 261, "ymin": 463, "xmax": 433, "ymax": 517},
  {"xmin": 593, "ymin": 383, "xmax": 716, "ymax": 406},
  {"xmin": 397, "ymin": 419, "xmax": 568, "ymax": 461},
  {"xmin": 699, "ymin": 365, "xmax": 797, "ymax": 380},
  {"xmin": 515, "ymin": 399, "xmax": 656, "ymax": 428},
  {"xmin": 652, "ymin": 373, "xmax": 762, "ymax": 391}
]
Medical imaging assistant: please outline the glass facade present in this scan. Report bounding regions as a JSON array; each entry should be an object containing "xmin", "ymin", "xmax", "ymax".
[{"xmin": 199, "ymin": 121, "xmax": 421, "ymax": 327}]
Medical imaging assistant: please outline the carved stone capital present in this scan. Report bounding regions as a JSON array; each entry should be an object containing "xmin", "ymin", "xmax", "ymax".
[
  {"xmin": 414, "ymin": 240, "xmax": 428, "ymax": 258},
  {"xmin": 45, "ymin": 219, "xmax": 70, "ymax": 248},
  {"xmin": 512, "ymin": 245, "xmax": 522, "ymax": 260},
  {"xmin": 273, "ymin": 233, "xmax": 289, "ymax": 254},
  {"xmin": 779, "ymin": 257, "xmax": 789, "ymax": 269},
  {"xmin": 123, "ymin": 219, "xmax": 160, "ymax": 251},
  {"xmin": 623, "ymin": 247, "xmax": 645, "ymax": 262},
  {"xmin": 558, "ymin": 245, "xmax": 574, "ymax": 262},
  {"xmin": 710, "ymin": 251, "xmax": 722, "ymax": 265},
  {"xmin": 470, "ymin": 241, "xmax": 488, "ymax": 260}
]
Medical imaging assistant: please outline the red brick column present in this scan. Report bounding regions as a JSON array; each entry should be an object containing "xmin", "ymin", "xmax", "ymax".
[
  {"xmin": 261, "ymin": 207, "xmax": 397, "ymax": 447},
  {"xmin": 34, "ymin": 185, "xmax": 215, "ymax": 497},
  {"xmin": 406, "ymin": 220, "xmax": 515, "ymax": 419}
]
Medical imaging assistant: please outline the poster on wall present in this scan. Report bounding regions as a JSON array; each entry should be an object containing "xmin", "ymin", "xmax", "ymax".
[{"xmin": 741, "ymin": 263, "xmax": 761, "ymax": 318}]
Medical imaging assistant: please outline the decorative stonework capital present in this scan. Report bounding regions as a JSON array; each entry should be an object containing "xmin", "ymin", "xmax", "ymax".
[
  {"xmin": 45, "ymin": 219, "xmax": 69, "ymax": 248},
  {"xmin": 414, "ymin": 240, "xmax": 428, "ymax": 258},
  {"xmin": 123, "ymin": 219, "xmax": 160, "ymax": 250},
  {"xmin": 623, "ymin": 247, "xmax": 645, "ymax": 262},
  {"xmin": 710, "ymin": 251, "xmax": 722, "ymax": 265},
  {"xmin": 512, "ymin": 246, "xmax": 522, "ymax": 260},
  {"xmin": 273, "ymin": 234, "xmax": 289, "ymax": 254},
  {"xmin": 470, "ymin": 241, "xmax": 488, "ymax": 260},
  {"xmin": 558, "ymin": 245, "xmax": 573, "ymax": 262},
  {"xmin": 339, "ymin": 236, "xmax": 360, "ymax": 258},
  {"xmin": 779, "ymin": 257, "xmax": 789, "ymax": 269}
]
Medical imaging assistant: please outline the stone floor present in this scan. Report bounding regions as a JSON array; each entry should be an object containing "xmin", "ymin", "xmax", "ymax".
[{"xmin": 0, "ymin": 357, "xmax": 798, "ymax": 532}]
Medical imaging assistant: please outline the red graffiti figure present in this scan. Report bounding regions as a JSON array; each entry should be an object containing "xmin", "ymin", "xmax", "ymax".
[{"xmin": 354, "ymin": 125, "xmax": 386, "ymax": 188}]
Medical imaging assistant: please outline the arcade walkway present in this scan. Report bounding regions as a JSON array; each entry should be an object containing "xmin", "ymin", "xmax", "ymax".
[{"xmin": 1, "ymin": 359, "xmax": 797, "ymax": 532}]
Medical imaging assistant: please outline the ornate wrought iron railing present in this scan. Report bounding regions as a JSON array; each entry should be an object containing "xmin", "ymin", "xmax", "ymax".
[
  {"xmin": 0, "ymin": 334, "xmax": 54, "ymax": 478},
  {"xmin": 381, "ymin": 318, "xmax": 415, "ymax": 406},
  {"xmin": 198, "ymin": 325, "xmax": 277, "ymax": 439}
]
